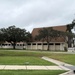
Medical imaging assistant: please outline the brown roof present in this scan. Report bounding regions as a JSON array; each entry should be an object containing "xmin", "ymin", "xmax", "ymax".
[{"xmin": 31, "ymin": 25, "xmax": 67, "ymax": 42}]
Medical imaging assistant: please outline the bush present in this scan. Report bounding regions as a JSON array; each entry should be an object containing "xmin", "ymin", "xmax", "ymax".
[{"xmin": 64, "ymin": 47, "xmax": 68, "ymax": 52}]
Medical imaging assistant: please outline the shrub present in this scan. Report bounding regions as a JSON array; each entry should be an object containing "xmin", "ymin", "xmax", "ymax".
[{"xmin": 64, "ymin": 47, "xmax": 68, "ymax": 52}]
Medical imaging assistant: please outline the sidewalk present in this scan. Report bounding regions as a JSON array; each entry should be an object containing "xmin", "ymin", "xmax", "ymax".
[
  {"xmin": 42, "ymin": 56, "xmax": 75, "ymax": 75},
  {"xmin": 0, "ymin": 57, "xmax": 75, "ymax": 75},
  {"xmin": 42, "ymin": 56, "xmax": 73, "ymax": 67},
  {"xmin": 0, "ymin": 65, "xmax": 63, "ymax": 70}
]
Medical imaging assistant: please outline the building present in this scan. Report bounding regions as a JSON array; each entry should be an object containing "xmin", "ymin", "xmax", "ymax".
[
  {"xmin": 0, "ymin": 25, "xmax": 69, "ymax": 51},
  {"xmin": 0, "ymin": 42, "xmax": 26, "ymax": 49},
  {"xmin": 27, "ymin": 25, "xmax": 68, "ymax": 51}
]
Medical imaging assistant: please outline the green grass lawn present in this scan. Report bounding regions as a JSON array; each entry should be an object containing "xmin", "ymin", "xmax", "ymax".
[
  {"xmin": 0, "ymin": 56, "xmax": 54, "ymax": 65},
  {"xmin": 0, "ymin": 50, "xmax": 55, "ymax": 65},
  {"xmin": 0, "ymin": 70, "xmax": 66, "ymax": 75},
  {"xmin": 48, "ymin": 53, "xmax": 75, "ymax": 65},
  {"xmin": 0, "ymin": 50, "xmax": 75, "ymax": 65}
]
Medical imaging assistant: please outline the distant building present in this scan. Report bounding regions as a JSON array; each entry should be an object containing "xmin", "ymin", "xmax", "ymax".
[
  {"xmin": 0, "ymin": 42, "xmax": 26, "ymax": 49},
  {"xmin": 0, "ymin": 25, "xmax": 73, "ymax": 51},
  {"xmin": 27, "ymin": 25, "xmax": 68, "ymax": 51}
]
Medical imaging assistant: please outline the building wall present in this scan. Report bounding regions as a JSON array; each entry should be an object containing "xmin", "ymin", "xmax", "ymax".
[
  {"xmin": 43, "ymin": 45, "xmax": 48, "ymax": 50},
  {"xmin": 0, "ymin": 42, "xmax": 67, "ymax": 51},
  {"xmin": 0, "ymin": 46, "xmax": 24, "ymax": 49},
  {"xmin": 0, "ymin": 43, "xmax": 26, "ymax": 49},
  {"xmin": 27, "ymin": 42, "xmax": 67, "ymax": 51},
  {"xmin": 50, "ymin": 45, "xmax": 55, "ymax": 50}
]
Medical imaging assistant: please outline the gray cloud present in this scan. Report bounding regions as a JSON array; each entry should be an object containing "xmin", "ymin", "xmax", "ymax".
[{"xmin": 0, "ymin": 0, "xmax": 75, "ymax": 32}]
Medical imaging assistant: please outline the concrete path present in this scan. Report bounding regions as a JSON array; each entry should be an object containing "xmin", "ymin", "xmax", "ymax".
[
  {"xmin": 0, "ymin": 65, "xmax": 63, "ymax": 70},
  {"xmin": 0, "ymin": 56, "xmax": 75, "ymax": 75},
  {"xmin": 42, "ymin": 57, "xmax": 73, "ymax": 66},
  {"xmin": 42, "ymin": 56, "xmax": 75, "ymax": 75}
]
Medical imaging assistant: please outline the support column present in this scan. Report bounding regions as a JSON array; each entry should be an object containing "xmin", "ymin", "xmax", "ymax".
[
  {"xmin": 36, "ymin": 43, "xmax": 38, "ymax": 50},
  {"xmin": 42, "ymin": 42, "xmax": 43, "ymax": 50},
  {"xmin": 60, "ymin": 43, "xmax": 63, "ymax": 51},
  {"xmin": 26, "ymin": 43, "xmax": 27, "ymax": 49},
  {"xmin": 54, "ymin": 43, "xmax": 55, "ymax": 50},
  {"xmin": 72, "ymin": 43, "xmax": 73, "ymax": 47},
  {"xmin": 31, "ymin": 43, "xmax": 32, "ymax": 49}
]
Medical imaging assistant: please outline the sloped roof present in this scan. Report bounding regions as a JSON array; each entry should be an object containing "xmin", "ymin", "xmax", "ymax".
[{"xmin": 31, "ymin": 25, "xmax": 67, "ymax": 42}]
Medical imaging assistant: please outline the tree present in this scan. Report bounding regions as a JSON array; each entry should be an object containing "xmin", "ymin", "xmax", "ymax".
[
  {"xmin": 25, "ymin": 32, "xmax": 32, "ymax": 42},
  {"xmin": 0, "ymin": 28, "xmax": 6, "ymax": 45},
  {"xmin": 0, "ymin": 29, "xmax": 4, "ymax": 42},
  {"xmin": 2, "ymin": 25, "xmax": 31, "ymax": 49},
  {"xmin": 66, "ymin": 20, "xmax": 75, "ymax": 47},
  {"xmin": 67, "ymin": 19, "xmax": 75, "ymax": 32},
  {"xmin": 35, "ymin": 27, "xmax": 61, "ymax": 50},
  {"xmin": 59, "ymin": 31, "xmax": 74, "ymax": 50}
]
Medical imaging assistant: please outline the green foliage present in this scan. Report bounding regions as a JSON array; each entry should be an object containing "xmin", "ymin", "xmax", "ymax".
[
  {"xmin": 5, "ymin": 26, "xmax": 26, "ymax": 49},
  {"xmin": 6, "ymin": 26, "xmax": 26, "ymax": 42},
  {"xmin": 64, "ymin": 47, "xmax": 67, "ymax": 52},
  {"xmin": 49, "ymin": 53, "xmax": 75, "ymax": 65},
  {"xmin": 25, "ymin": 32, "xmax": 32, "ymax": 42},
  {"xmin": 0, "ymin": 28, "xmax": 6, "ymax": 43},
  {"xmin": 66, "ymin": 20, "xmax": 75, "ymax": 47},
  {"xmin": 35, "ymin": 27, "xmax": 63, "ymax": 50},
  {"xmin": 0, "ymin": 25, "xmax": 32, "ymax": 49},
  {"xmin": 66, "ymin": 19, "xmax": 75, "ymax": 32},
  {"xmin": 35, "ymin": 27, "xmax": 59, "ymax": 41}
]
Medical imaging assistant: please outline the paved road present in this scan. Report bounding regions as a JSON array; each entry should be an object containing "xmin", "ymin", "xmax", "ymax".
[{"xmin": 64, "ymin": 65, "xmax": 75, "ymax": 70}]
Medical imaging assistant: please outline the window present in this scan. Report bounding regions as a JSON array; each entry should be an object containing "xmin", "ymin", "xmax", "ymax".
[
  {"xmin": 49, "ymin": 43, "xmax": 53, "ymax": 45},
  {"xmin": 43, "ymin": 43, "xmax": 47, "ymax": 45},
  {"xmin": 23, "ymin": 44, "xmax": 25, "ymax": 46},
  {"xmin": 5, "ymin": 44, "xmax": 7, "ymax": 46},
  {"xmin": 8, "ymin": 44, "xmax": 11, "ymax": 46},
  {"xmin": 20, "ymin": 44, "xmax": 23, "ymax": 46},
  {"xmin": 17, "ymin": 44, "xmax": 19, "ymax": 46},
  {"xmin": 27, "ymin": 43, "xmax": 31, "ymax": 45},
  {"xmin": 2, "ymin": 44, "xmax": 5, "ymax": 46},
  {"xmin": 55, "ymin": 43, "xmax": 60, "ymax": 45},
  {"xmin": 33, "ymin": 43, "xmax": 36, "ymax": 45},
  {"xmin": 38, "ymin": 43, "xmax": 41, "ymax": 45}
]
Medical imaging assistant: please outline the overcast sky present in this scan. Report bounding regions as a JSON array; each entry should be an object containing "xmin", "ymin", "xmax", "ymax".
[{"xmin": 0, "ymin": 0, "xmax": 75, "ymax": 32}]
